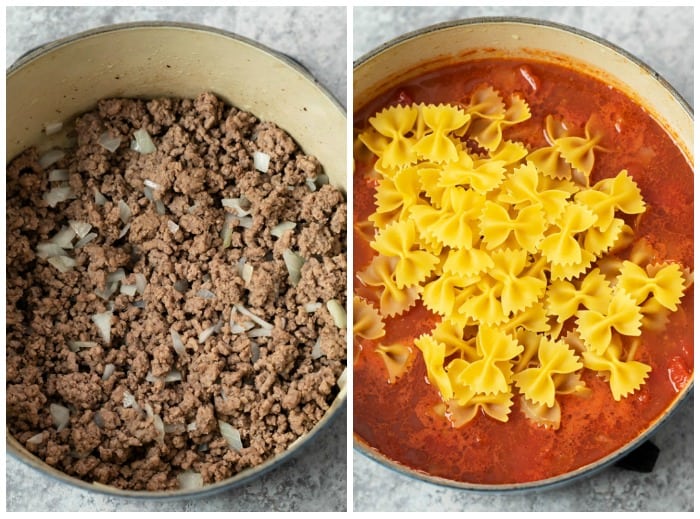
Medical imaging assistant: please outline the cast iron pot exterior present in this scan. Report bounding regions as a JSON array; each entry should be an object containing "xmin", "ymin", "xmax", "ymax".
[
  {"xmin": 353, "ymin": 16, "xmax": 693, "ymax": 492},
  {"xmin": 7, "ymin": 22, "xmax": 347, "ymax": 500}
]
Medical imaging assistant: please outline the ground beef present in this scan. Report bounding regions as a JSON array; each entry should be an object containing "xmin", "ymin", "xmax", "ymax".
[{"xmin": 6, "ymin": 92, "xmax": 346, "ymax": 491}]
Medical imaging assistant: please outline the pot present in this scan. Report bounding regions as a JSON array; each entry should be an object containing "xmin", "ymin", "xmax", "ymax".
[
  {"xmin": 353, "ymin": 16, "xmax": 693, "ymax": 491},
  {"xmin": 7, "ymin": 21, "xmax": 347, "ymax": 499}
]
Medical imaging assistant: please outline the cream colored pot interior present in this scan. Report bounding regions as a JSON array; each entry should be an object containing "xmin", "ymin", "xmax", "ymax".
[
  {"xmin": 8, "ymin": 23, "xmax": 346, "ymax": 190},
  {"xmin": 355, "ymin": 20, "xmax": 692, "ymax": 159},
  {"xmin": 7, "ymin": 23, "xmax": 346, "ymax": 498}
]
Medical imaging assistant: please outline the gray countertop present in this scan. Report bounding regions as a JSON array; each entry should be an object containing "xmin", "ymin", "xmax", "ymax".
[
  {"xmin": 352, "ymin": 5, "xmax": 693, "ymax": 513},
  {"xmin": 6, "ymin": 6, "xmax": 347, "ymax": 513}
]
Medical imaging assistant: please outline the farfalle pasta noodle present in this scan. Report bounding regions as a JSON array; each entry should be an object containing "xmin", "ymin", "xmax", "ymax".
[{"xmin": 353, "ymin": 57, "xmax": 693, "ymax": 485}]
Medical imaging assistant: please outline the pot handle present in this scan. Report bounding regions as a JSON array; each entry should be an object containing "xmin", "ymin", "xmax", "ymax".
[{"xmin": 614, "ymin": 440, "xmax": 660, "ymax": 473}]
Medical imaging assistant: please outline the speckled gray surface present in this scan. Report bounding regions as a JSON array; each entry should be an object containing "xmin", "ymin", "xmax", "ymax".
[
  {"xmin": 6, "ymin": 6, "xmax": 347, "ymax": 512},
  {"xmin": 352, "ymin": 5, "xmax": 693, "ymax": 512}
]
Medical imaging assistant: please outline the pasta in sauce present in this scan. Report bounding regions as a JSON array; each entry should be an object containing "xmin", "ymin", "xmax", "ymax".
[{"xmin": 353, "ymin": 58, "xmax": 693, "ymax": 484}]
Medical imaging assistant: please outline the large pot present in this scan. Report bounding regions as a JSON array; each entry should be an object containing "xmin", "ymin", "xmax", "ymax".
[
  {"xmin": 353, "ymin": 17, "xmax": 693, "ymax": 491},
  {"xmin": 7, "ymin": 21, "xmax": 347, "ymax": 499}
]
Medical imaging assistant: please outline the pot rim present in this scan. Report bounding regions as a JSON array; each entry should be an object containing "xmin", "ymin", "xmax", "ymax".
[
  {"xmin": 6, "ymin": 20, "xmax": 347, "ymax": 500},
  {"xmin": 354, "ymin": 16, "xmax": 693, "ymax": 118},
  {"xmin": 352, "ymin": 15, "xmax": 694, "ymax": 492}
]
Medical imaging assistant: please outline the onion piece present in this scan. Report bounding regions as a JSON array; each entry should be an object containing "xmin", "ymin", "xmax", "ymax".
[
  {"xmin": 91, "ymin": 311, "xmax": 112, "ymax": 344},
  {"xmin": 282, "ymin": 249, "xmax": 304, "ymax": 286},
  {"xmin": 144, "ymin": 185, "xmax": 154, "ymax": 201},
  {"xmin": 305, "ymin": 179, "xmax": 318, "ymax": 192},
  {"xmin": 48, "ymin": 255, "xmax": 77, "ymax": 273},
  {"xmin": 94, "ymin": 188, "xmax": 108, "ymax": 206},
  {"xmin": 39, "ymin": 149, "xmax": 65, "ymax": 169},
  {"xmin": 50, "ymin": 403, "xmax": 70, "ymax": 431},
  {"xmin": 74, "ymin": 232, "xmax": 97, "ymax": 249},
  {"xmin": 270, "ymin": 221, "xmax": 296, "ymax": 238},
  {"xmin": 218, "ymin": 420, "xmax": 243, "ymax": 452},
  {"xmin": 69, "ymin": 220, "xmax": 92, "ymax": 239},
  {"xmin": 221, "ymin": 213, "xmax": 236, "ymax": 249},
  {"xmin": 327, "ymin": 299, "xmax": 346, "ymax": 329},
  {"xmin": 241, "ymin": 263, "xmax": 253, "ymax": 285},
  {"xmin": 250, "ymin": 342, "xmax": 260, "ymax": 363},
  {"xmin": 221, "ymin": 197, "xmax": 251, "ymax": 217},
  {"xmin": 164, "ymin": 370, "xmax": 183, "ymax": 383},
  {"xmin": 117, "ymin": 223, "xmax": 131, "ymax": 239},
  {"xmin": 311, "ymin": 337, "xmax": 323, "ymax": 359},
  {"xmin": 120, "ymin": 284, "xmax": 137, "ymax": 296},
  {"xmin": 98, "ymin": 131, "xmax": 121, "ymax": 152},
  {"xmin": 144, "ymin": 403, "xmax": 165, "ymax": 443},
  {"xmin": 198, "ymin": 321, "xmax": 222, "ymax": 344},
  {"xmin": 118, "ymin": 200, "xmax": 132, "ymax": 224},
  {"xmin": 27, "ymin": 432, "xmax": 44, "ymax": 445},
  {"xmin": 123, "ymin": 390, "xmax": 140, "ymax": 411},
  {"xmin": 304, "ymin": 302, "xmax": 322, "ymax": 313},
  {"xmin": 68, "ymin": 341, "xmax": 99, "ymax": 352},
  {"xmin": 133, "ymin": 300, "xmax": 146, "ymax": 309},
  {"xmin": 95, "ymin": 282, "xmax": 119, "ymax": 301},
  {"xmin": 106, "ymin": 268, "xmax": 126, "ymax": 284},
  {"xmin": 131, "ymin": 128, "xmax": 156, "ymax": 154},
  {"xmin": 187, "ymin": 421, "xmax": 197, "ymax": 432},
  {"xmin": 237, "ymin": 216, "xmax": 254, "ymax": 229},
  {"xmin": 171, "ymin": 329, "xmax": 187, "ymax": 356},
  {"xmin": 167, "ymin": 219, "xmax": 179, "ymax": 233},
  {"xmin": 235, "ymin": 305, "xmax": 273, "ymax": 329},
  {"xmin": 134, "ymin": 273, "xmax": 147, "ymax": 295},
  {"xmin": 44, "ymin": 121, "xmax": 63, "ymax": 135},
  {"xmin": 102, "ymin": 363, "xmax": 116, "ymax": 381},
  {"xmin": 177, "ymin": 471, "xmax": 204, "ymax": 490},
  {"xmin": 155, "ymin": 199, "xmax": 166, "ymax": 215},
  {"xmin": 43, "ymin": 186, "xmax": 74, "ymax": 207},
  {"xmin": 49, "ymin": 169, "xmax": 69, "ymax": 182},
  {"xmin": 248, "ymin": 327, "xmax": 273, "ymax": 338},
  {"xmin": 253, "ymin": 151, "xmax": 270, "ymax": 173},
  {"xmin": 144, "ymin": 179, "xmax": 161, "ymax": 190},
  {"xmin": 196, "ymin": 289, "xmax": 216, "ymax": 299},
  {"xmin": 51, "ymin": 226, "xmax": 77, "ymax": 249},
  {"xmin": 36, "ymin": 242, "xmax": 68, "ymax": 259}
]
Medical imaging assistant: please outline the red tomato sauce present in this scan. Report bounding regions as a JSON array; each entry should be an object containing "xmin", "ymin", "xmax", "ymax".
[{"xmin": 353, "ymin": 58, "xmax": 694, "ymax": 484}]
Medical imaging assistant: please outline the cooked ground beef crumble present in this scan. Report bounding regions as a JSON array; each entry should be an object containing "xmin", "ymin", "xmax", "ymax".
[{"xmin": 6, "ymin": 92, "xmax": 347, "ymax": 491}]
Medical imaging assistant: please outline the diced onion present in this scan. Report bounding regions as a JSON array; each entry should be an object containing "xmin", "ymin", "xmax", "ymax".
[
  {"xmin": 123, "ymin": 390, "xmax": 139, "ymax": 410},
  {"xmin": 171, "ymin": 329, "xmax": 187, "ymax": 356},
  {"xmin": 248, "ymin": 327, "xmax": 273, "ymax": 338},
  {"xmin": 98, "ymin": 131, "xmax": 121, "ymax": 152},
  {"xmin": 95, "ymin": 282, "xmax": 118, "ymax": 301},
  {"xmin": 250, "ymin": 342, "xmax": 260, "ymax": 363},
  {"xmin": 283, "ymin": 249, "xmax": 304, "ymax": 286},
  {"xmin": 133, "ymin": 300, "xmax": 146, "ymax": 308},
  {"xmin": 164, "ymin": 370, "xmax": 182, "ymax": 383},
  {"xmin": 131, "ymin": 128, "xmax": 156, "ymax": 154},
  {"xmin": 306, "ymin": 179, "xmax": 318, "ymax": 192},
  {"xmin": 198, "ymin": 321, "xmax": 222, "ymax": 344},
  {"xmin": 164, "ymin": 423, "xmax": 185, "ymax": 434},
  {"xmin": 304, "ymin": 302, "xmax": 322, "ymax": 313},
  {"xmin": 43, "ymin": 186, "xmax": 74, "ymax": 207},
  {"xmin": 48, "ymin": 255, "xmax": 77, "ymax": 273},
  {"xmin": 39, "ymin": 149, "xmax": 65, "ymax": 169},
  {"xmin": 69, "ymin": 220, "xmax": 92, "ymax": 239},
  {"xmin": 177, "ymin": 470, "xmax": 204, "ymax": 489},
  {"xmin": 27, "ymin": 432, "xmax": 44, "ymax": 445},
  {"xmin": 221, "ymin": 197, "xmax": 251, "ymax": 217},
  {"xmin": 237, "ymin": 216, "xmax": 254, "ymax": 229},
  {"xmin": 44, "ymin": 121, "xmax": 63, "ymax": 135},
  {"xmin": 253, "ymin": 151, "xmax": 270, "ymax": 173},
  {"xmin": 94, "ymin": 188, "xmax": 107, "ymax": 206},
  {"xmin": 187, "ymin": 421, "xmax": 197, "ymax": 432},
  {"xmin": 91, "ymin": 311, "xmax": 112, "ymax": 344},
  {"xmin": 221, "ymin": 213, "xmax": 236, "ymax": 249},
  {"xmin": 50, "ymin": 403, "xmax": 70, "ymax": 431},
  {"xmin": 106, "ymin": 268, "xmax": 126, "ymax": 284},
  {"xmin": 118, "ymin": 200, "xmax": 132, "ymax": 224},
  {"xmin": 311, "ymin": 337, "xmax": 323, "ymax": 359},
  {"xmin": 167, "ymin": 219, "xmax": 179, "ymax": 233},
  {"xmin": 327, "ymin": 299, "xmax": 346, "ymax": 329},
  {"xmin": 218, "ymin": 420, "xmax": 243, "ymax": 452},
  {"xmin": 36, "ymin": 242, "xmax": 67, "ymax": 259},
  {"xmin": 270, "ymin": 221, "xmax": 296, "ymax": 238},
  {"xmin": 155, "ymin": 199, "xmax": 166, "ymax": 215},
  {"xmin": 74, "ymin": 232, "xmax": 98, "ymax": 249},
  {"xmin": 144, "ymin": 185, "xmax": 154, "ymax": 201},
  {"xmin": 120, "ymin": 284, "xmax": 137, "ymax": 296},
  {"xmin": 102, "ymin": 363, "xmax": 116, "ymax": 381},
  {"xmin": 134, "ymin": 273, "xmax": 147, "ymax": 295},
  {"xmin": 118, "ymin": 223, "xmax": 131, "ymax": 239},
  {"xmin": 49, "ymin": 169, "xmax": 69, "ymax": 182},
  {"xmin": 144, "ymin": 179, "xmax": 161, "ymax": 190},
  {"xmin": 51, "ymin": 226, "xmax": 76, "ymax": 249},
  {"xmin": 241, "ymin": 263, "xmax": 253, "ymax": 284},
  {"xmin": 144, "ymin": 403, "xmax": 165, "ymax": 442},
  {"xmin": 196, "ymin": 289, "xmax": 216, "ymax": 299},
  {"xmin": 235, "ymin": 305, "xmax": 273, "ymax": 329},
  {"xmin": 68, "ymin": 341, "xmax": 99, "ymax": 352}
]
